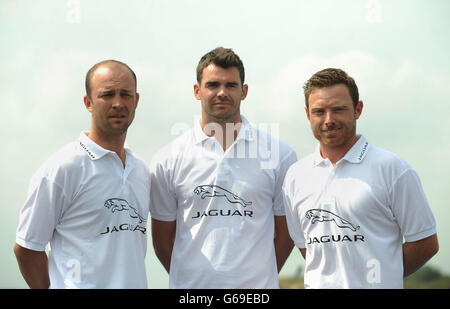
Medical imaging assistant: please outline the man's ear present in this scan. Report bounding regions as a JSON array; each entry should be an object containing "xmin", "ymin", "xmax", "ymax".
[
  {"xmin": 135, "ymin": 93, "xmax": 140, "ymax": 109},
  {"xmin": 194, "ymin": 83, "xmax": 201, "ymax": 100},
  {"xmin": 354, "ymin": 100, "xmax": 363, "ymax": 120},
  {"xmin": 84, "ymin": 95, "xmax": 93, "ymax": 112},
  {"xmin": 241, "ymin": 84, "xmax": 248, "ymax": 100},
  {"xmin": 305, "ymin": 105, "xmax": 310, "ymax": 121}
]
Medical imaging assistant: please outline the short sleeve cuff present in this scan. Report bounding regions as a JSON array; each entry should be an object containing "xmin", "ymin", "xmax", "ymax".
[
  {"xmin": 294, "ymin": 241, "xmax": 306, "ymax": 248},
  {"xmin": 404, "ymin": 227, "xmax": 437, "ymax": 243},
  {"xmin": 149, "ymin": 213, "xmax": 177, "ymax": 222},
  {"xmin": 273, "ymin": 208, "xmax": 286, "ymax": 216},
  {"xmin": 15, "ymin": 235, "xmax": 47, "ymax": 252}
]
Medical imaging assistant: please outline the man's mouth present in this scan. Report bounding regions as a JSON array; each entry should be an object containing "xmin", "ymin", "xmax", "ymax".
[
  {"xmin": 322, "ymin": 128, "xmax": 340, "ymax": 133},
  {"xmin": 109, "ymin": 115, "xmax": 126, "ymax": 119},
  {"xmin": 214, "ymin": 102, "xmax": 231, "ymax": 106}
]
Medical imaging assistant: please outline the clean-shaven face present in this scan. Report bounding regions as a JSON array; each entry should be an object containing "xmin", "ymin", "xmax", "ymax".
[
  {"xmin": 86, "ymin": 64, "xmax": 139, "ymax": 137},
  {"xmin": 194, "ymin": 64, "xmax": 248, "ymax": 124},
  {"xmin": 306, "ymin": 83, "xmax": 362, "ymax": 150}
]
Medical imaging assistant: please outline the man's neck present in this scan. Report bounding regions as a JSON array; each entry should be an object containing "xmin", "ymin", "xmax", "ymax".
[
  {"xmin": 320, "ymin": 135, "xmax": 360, "ymax": 166},
  {"xmin": 87, "ymin": 129, "xmax": 127, "ymax": 166},
  {"xmin": 201, "ymin": 115, "xmax": 242, "ymax": 151}
]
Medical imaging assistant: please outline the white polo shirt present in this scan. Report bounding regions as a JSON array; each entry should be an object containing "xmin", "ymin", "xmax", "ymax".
[
  {"xmin": 16, "ymin": 132, "xmax": 150, "ymax": 288},
  {"xmin": 283, "ymin": 135, "xmax": 436, "ymax": 289},
  {"xmin": 150, "ymin": 115, "xmax": 297, "ymax": 288}
]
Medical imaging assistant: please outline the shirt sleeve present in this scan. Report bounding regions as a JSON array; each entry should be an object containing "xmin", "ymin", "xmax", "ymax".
[
  {"xmin": 16, "ymin": 175, "xmax": 69, "ymax": 251},
  {"xmin": 282, "ymin": 172, "xmax": 306, "ymax": 248},
  {"xmin": 390, "ymin": 168, "xmax": 437, "ymax": 242},
  {"xmin": 149, "ymin": 157, "xmax": 178, "ymax": 222},
  {"xmin": 273, "ymin": 149, "xmax": 298, "ymax": 216}
]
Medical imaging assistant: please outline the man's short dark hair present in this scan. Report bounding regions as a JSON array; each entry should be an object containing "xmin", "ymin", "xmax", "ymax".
[
  {"xmin": 303, "ymin": 68, "xmax": 359, "ymax": 108},
  {"xmin": 85, "ymin": 59, "xmax": 137, "ymax": 98},
  {"xmin": 196, "ymin": 47, "xmax": 245, "ymax": 85}
]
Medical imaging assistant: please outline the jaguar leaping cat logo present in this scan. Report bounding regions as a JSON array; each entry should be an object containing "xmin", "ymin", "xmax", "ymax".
[
  {"xmin": 194, "ymin": 185, "xmax": 252, "ymax": 207},
  {"xmin": 305, "ymin": 209, "xmax": 360, "ymax": 232},
  {"xmin": 104, "ymin": 198, "xmax": 146, "ymax": 224}
]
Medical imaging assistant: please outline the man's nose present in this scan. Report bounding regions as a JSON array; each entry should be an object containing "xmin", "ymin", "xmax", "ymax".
[
  {"xmin": 324, "ymin": 111, "xmax": 335, "ymax": 126},
  {"xmin": 112, "ymin": 95, "xmax": 124, "ymax": 108},
  {"xmin": 217, "ymin": 87, "xmax": 228, "ymax": 99}
]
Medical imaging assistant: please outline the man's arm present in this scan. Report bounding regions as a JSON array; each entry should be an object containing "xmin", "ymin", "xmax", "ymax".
[
  {"xmin": 13, "ymin": 243, "xmax": 50, "ymax": 289},
  {"xmin": 299, "ymin": 248, "xmax": 306, "ymax": 260},
  {"xmin": 403, "ymin": 233, "xmax": 439, "ymax": 277},
  {"xmin": 151, "ymin": 218, "xmax": 176, "ymax": 274},
  {"xmin": 274, "ymin": 216, "xmax": 294, "ymax": 272}
]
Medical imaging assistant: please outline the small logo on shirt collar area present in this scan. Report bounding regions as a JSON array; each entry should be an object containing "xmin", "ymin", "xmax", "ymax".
[
  {"xmin": 79, "ymin": 141, "xmax": 96, "ymax": 160},
  {"xmin": 358, "ymin": 141, "xmax": 369, "ymax": 161}
]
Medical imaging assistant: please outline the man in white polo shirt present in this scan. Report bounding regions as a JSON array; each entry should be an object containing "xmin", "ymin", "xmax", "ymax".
[
  {"xmin": 14, "ymin": 60, "xmax": 150, "ymax": 288},
  {"xmin": 150, "ymin": 47, "xmax": 297, "ymax": 288},
  {"xmin": 282, "ymin": 68, "xmax": 439, "ymax": 288}
]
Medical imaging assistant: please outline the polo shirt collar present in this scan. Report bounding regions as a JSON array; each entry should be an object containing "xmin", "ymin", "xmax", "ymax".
[
  {"xmin": 342, "ymin": 134, "xmax": 369, "ymax": 164},
  {"xmin": 193, "ymin": 115, "xmax": 255, "ymax": 145},
  {"xmin": 313, "ymin": 134, "xmax": 370, "ymax": 166},
  {"xmin": 237, "ymin": 115, "xmax": 256, "ymax": 142},
  {"xmin": 312, "ymin": 144, "xmax": 327, "ymax": 166},
  {"xmin": 78, "ymin": 131, "xmax": 132, "ymax": 161}
]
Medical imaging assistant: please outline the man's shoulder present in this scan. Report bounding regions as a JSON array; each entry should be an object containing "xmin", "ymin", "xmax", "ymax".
[
  {"xmin": 250, "ymin": 122, "xmax": 296, "ymax": 157},
  {"xmin": 126, "ymin": 148, "xmax": 149, "ymax": 168},
  {"xmin": 30, "ymin": 140, "xmax": 86, "ymax": 184},
  {"xmin": 287, "ymin": 151, "xmax": 315, "ymax": 171},
  {"xmin": 150, "ymin": 128, "xmax": 195, "ymax": 167},
  {"xmin": 366, "ymin": 143, "xmax": 411, "ymax": 171},
  {"xmin": 41, "ymin": 140, "xmax": 84, "ymax": 170}
]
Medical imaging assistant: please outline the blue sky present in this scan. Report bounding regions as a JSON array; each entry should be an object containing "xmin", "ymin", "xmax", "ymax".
[{"xmin": 1, "ymin": 0, "xmax": 449, "ymax": 288}]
